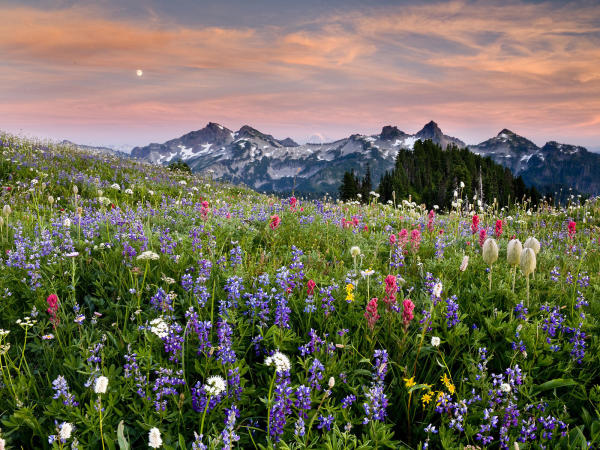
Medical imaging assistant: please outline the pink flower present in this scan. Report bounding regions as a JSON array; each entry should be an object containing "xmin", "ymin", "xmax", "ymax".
[
  {"xmin": 365, "ymin": 298, "xmax": 380, "ymax": 330},
  {"xmin": 270, "ymin": 215, "xmax": 281, "ymax": 230},
  {"xmin": 398, "ymin": 229, "xmax": 409, "ymax": 248},
  {"xmin": 383, "ymin": 275, "xmax": 397, "ymax": 308},
  {"xmin": 568, "ymin": 221, "xmax": 576, "ymax": 240},
  {"xmin": 307, "ymin": 279, "xmax": 316, "ymax": 297},
  {"xmin": 471, "ymin": 215, "xmax": 480, "ymax": 234},
  {"xmin": 427, "ymin": 210, "xmax": 435, "ymax": 233},
  {"xmin": 201, "ymin": 201, "xmax": 209, "ymax": 209},
  {"xmin": 389, "ymin": 234, "xmax": 396, "ymax": 246},
  {"xmin": 410, "ymin": 229, "xmax": 421, "ymax": 253},
  {"xmin": 495, "ymin": 219, "xmax": 503, "ymax": 238},
  {"xmin": 479, "ymin": 228, "xmax": 487, "ymax": 247},
  {"xmin": 289, "ymin": 197, "xmax": 297, "ymax": 208},
  {"xmin": 47, "ymin": 294, "xmax": 60, "ymax": 328},
  {"xmin": 402, "ymin": 298, "xmax": 415, "ymax": 330}
]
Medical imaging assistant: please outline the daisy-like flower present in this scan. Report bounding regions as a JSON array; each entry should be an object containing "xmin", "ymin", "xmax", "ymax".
[
  {"xmin": 137, "ymin": 251, "xmax": 160, "ymax": 261},
  {"xmin": 431, "ymin": 336, "xmax": 441, "ymax": 347},
  {"xmin": 204, "ymin": 375, "xmax": 227, "ymax": 396},
  {"xmin": 94, "ymin": 376, "xmax": 108, "ymax": 394},
  {"xmin": 42, "ymin": 334, "xmax": 55, "ymax": 340},
  {"xmin": 148, "ymin": 427, "xmax": 162, "ymax": 448},
  {"xmin": 361, "ymin": 269, "xmax": 375, "ymax": 278},
  {"xmin": 265, "ymin": 351, "xmax": 291, "ymax": 373},
  {"xmin": 149, "ymin": 318, "xmax": 169, "ymax": 338},
  {"xmin": 74, "ymin": 314, "xmax": 85, "ymax": 324}
]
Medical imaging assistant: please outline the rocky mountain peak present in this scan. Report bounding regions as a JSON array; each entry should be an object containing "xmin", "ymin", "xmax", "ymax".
[
  {"xmin": 416, "ymin": 120, "xmax": 442, "ymax": 139},
  {"xmin": 379, "ymin": 125, "xmax": 406, "ymax": 141}
]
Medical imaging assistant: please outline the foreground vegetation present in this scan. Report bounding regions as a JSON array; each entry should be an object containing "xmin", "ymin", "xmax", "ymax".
[{"xmin": 0, "ymin": 133, "xmax": 599, "ymax": 449}]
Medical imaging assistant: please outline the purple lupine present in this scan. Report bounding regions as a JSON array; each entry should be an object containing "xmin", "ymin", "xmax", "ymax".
[
  {"xmin": 269, "ymin": 370, "xmax": 293, "ymax": 442},
  {"xmin": 51, "ymin": 375, "xmax": 79, "ymax": 407},
  {"xmin": 309, "ymin": 359, "xmax": 325, "ymax": 391},
  {"xmin": 185, "ymin": 308, "xmax": 212, "ymax": 355},
  {"xmin": 445, "ymin": 295, "xmax": 460, "ymax": 328},
  {"xmin": 216, "ymin": 319, "xmax": 236, "ymax": 364},
  {"xmin": 221, "ymin": 404, "xmax": 241, "ymax": 448},
  {"xmin": 274, "ymin": 292, "xmax": 291, "ymax": 329},
  {"xmin": 162, "ymin": 322, "xmax": 184, "ymax": 362},
  {"xmin": 150, "ymin": 287, "xmax": 173, "ymax": 312},
  {"xmin": 152, "ymin": 367, "xmax": 186, "ymax": 411}
]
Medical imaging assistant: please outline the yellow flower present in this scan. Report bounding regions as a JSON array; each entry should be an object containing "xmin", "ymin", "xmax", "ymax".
[
  {"xmin": 421, "ymin": 391, "xmax": 433, "ymax": 406},
  {"xmin": 345, "ymin": 283, "xmax": 354, "ymax": 293},
  {"xmin": 403, "ymin": 377, "xmax": 416, "ymax": 388},
  {"xmin": 447, "ymin": 382, "xmax": 456, "ymax": 395}
]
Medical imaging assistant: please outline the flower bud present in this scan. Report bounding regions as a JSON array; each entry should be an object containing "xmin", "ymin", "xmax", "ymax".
[
  {"xmin": 72, "ymin": 185, "xmax": 78, "ymax": 195},
  {"xmin": 328, "ymin": 377, "xmax": 335, "ymax": 389},
  {"xmin": 506, "ymin": 238, "xmax": 522, "ymax": 266},
  {"xmin": 520, "ymin": 247, "xmax": 536, "ymax": 276},
  {"xmin": 2, "ymin": 205, "xmax": 11, "ymax": 216},
  {"xmin": 524, "ymin": 237, "xmax": 540, "ymax": 255},
  {"xmin": 48, "ymin": 195, "xmax": 54, "ymax": 205},
  {"xmin": 482, "ymin": 238, "xmax": 499, "ymax": 266}
]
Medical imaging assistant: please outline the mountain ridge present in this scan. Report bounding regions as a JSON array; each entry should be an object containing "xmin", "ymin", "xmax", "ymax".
[{"xmin": 127, "ymin": 121, "xmax": 600, "ymax": 195}]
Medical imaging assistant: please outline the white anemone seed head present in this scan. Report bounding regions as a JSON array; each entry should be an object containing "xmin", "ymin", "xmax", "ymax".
[
  {"xmin": 148, "ymin": 427, "xmax": 162, "ymax": 448},
  {"xmin": 59, "ymin": 422, "xmax": 73, "ymax": 440},
  {"xmin": 524, "ymin": 237, "xmax": 540, "ymax": 255},
  {"xmin": 2, "ymin": 205, "xmax": 11, "ymax": 216},
  {"xmin": 459, "ymin": 255, "xmax": 469, "ymax": 272},
  {"xmin": 520, "ymin": 247, "xmax": 537, "ymax": 276},
  {"xmin": 204, "ymin": 375, "xmax": 227, "ymax": 396},
  {"xmin": 350, "ymin": 246, "xmax": 361, "ymax": 258},
  {"xmin": 265, "ymin": 351, "xmax": 291, "ymax": 373},
  {"xmin": 94, "ymin": 376, "xmax": 108, "ymax": 394},
  {"xmin": 431, "ymin": 336, "xmax": 441, "ymax": 347},
  {"xmin": 506, "ymin": 239, "xmax": 523, "ymax": 266},
  {"xmin": 482, "ymin": 238, "xmax": 499, "ymax": 266}
]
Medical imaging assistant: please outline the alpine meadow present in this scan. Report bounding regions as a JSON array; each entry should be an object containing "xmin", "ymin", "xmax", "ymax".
[{"xmin": 0, "ymin": 134, "xmax": 599, "ymax": 449}]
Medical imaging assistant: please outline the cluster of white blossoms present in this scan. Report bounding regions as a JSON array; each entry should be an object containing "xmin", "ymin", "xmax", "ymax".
[
  {"xmin": 137, "ymin": 251, "xmax": 160, "ymax": 261},
  {"xmin": 204, "ymin": 375, "xmax": 227, "ymax": 396},
  {"xmin": 110, "ymin": 183, "xmax": 121, "ymax": 190},
  {"xmin": 432, "ymin": 282, "xmax": 443, "ymax": 298},
  {"xmin": 150, "ymin": 318, "xmax": 169, "ymax": 339},
  {"xmin": 265, "ymin": 351, "xmax": 291, "ymax": 374}
]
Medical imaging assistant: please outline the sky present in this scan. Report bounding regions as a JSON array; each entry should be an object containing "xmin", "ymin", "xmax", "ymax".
[{"xmin": 1, "ymin": 0, "xmax": 599, "ymax": 151}]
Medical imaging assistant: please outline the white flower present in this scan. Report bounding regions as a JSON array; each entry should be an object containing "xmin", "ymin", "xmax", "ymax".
[
  {"xmin": 124, "ymin": 188, "xmax": 133, "ymax": 195},
  {"xmin": 0, "ymin": 437, "xmax": 5, "ymax": 450},
  {"xmin": 59, "ymin": 422, "xmax": 73, "ymax": 440},
  {"xmin": 361, "ymin": 269, "xmax": 375, "ymax": 278},
  {"xmin": 500, "ymin": 383, "xmax": 511, "ymax": 393},
  {"xmin": 64, "ymin": 218, "xmax": 72, "ymax": 227},
  {"xmin": 72, "ymin": 185, "xmax": 78, "ymax": 195},
  {"xmin": 460, "ymin": 181, "xmax": 465, "ymax": 188},
  {"xmin": 111, "ymin": 183, "xmax": 121, "ymax": 190},
  {"xmin": 148, "ymin": 190, "xmax": 155, "ymax": 196},
  {"xmin": 94, "ymin": 376, "xmax": 108, "ymax": 394},
  {"xmin": 265, "ymin": 351, "xmax": 291, "ymax": 373},
  {"xmin": 431, "ymin": 336, "xmax": 441, "ymax": 347},
  {"xmin": 179, "ymin": 180, "xmax": 187, "ymax": 186},
  {"xmin": 204, "ymin": 375, "xmax": 227, "ymax": 396},
  {"xmin": 137, "ymin": 251, "xmax": 160, "ymax": 261},
  {"xmin": 432, "ymin": 282, "xmax": 443, "ymax": 298},
  {"xmin": 459, "ymin": 255, "xmax": 469, "ymax": 272},
  {"xmin": 148, "ymin": 427, "xmax": 163, "ymax": 448},
  {"xmin": 98, "ymin": 196, "xmax": 111, "ymax": 206},
  {"xmin": 350, "ymin": 246, "xmax": 361, "ymax": 258},
  {"xmin": 328, "ymin": 376, "xmax": 335, "ymax": 388},
  {"xmin": 149, "ymin": 318, "xmax": 169, "ymax": 338}
]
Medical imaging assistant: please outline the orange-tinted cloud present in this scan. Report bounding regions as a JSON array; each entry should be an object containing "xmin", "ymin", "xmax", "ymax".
[{"xmin": 1, "ymin": 1, "xmax": 599, "ymax": 148}]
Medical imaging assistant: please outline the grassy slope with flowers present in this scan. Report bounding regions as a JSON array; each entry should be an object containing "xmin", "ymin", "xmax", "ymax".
[{"xmin": 0, "ymin": 132, "xmax": 599, "ymax": 449}]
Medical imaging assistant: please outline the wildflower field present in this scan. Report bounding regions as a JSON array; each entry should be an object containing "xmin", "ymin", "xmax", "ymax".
[{"xmin": 1, "ymin": 133, "xmax": 599, "ymax": 449}]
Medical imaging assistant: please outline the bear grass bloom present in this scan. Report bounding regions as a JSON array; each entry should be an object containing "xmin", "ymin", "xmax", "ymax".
[{"xmin": 137, "ymin": 251, "xmax": 160, "ymax": 261}]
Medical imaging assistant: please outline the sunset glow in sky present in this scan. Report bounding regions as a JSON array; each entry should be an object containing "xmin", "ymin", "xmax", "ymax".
[{"xmin": 1, "ymin": 0, "xmax": 599, "ymax": 150}]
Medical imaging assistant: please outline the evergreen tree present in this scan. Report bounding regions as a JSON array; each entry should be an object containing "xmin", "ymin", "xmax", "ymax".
[{"xmin": 339, "ymin": 170, "xmax": 359, "ymax": 201}]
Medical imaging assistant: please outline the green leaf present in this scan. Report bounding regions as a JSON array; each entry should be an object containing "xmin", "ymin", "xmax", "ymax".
[
  {"xmin": 534, "ymin": 378, "xmax": 577, "ymax": 393},
  {"xmin": 117, "ymin": 420, "xmax": 130, "ymax": 450},
  {"xmin": 408, "ymin": 383, "xmax": 432, "ymax": 394}
]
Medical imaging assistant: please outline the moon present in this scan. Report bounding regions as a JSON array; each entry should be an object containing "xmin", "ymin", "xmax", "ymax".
[{"xmin": 136, "ymin": 69, "xmax": 143, "ymax": 77}]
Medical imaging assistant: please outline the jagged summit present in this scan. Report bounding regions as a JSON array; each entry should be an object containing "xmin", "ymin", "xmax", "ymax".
[{"xmin": 379, "ymin": 125, "xmax": 406, "ymax": 141}]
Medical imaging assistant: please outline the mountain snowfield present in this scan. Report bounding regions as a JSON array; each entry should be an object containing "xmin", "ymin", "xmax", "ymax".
[{"xmin": 128, "ymin": 121, "xmax": 600, "ymax": 195}]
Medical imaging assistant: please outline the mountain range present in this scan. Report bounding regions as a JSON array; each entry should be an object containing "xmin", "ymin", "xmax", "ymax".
[{"xmin": 122, "ymin": 121, "xmax": 599, "ymax": 195}]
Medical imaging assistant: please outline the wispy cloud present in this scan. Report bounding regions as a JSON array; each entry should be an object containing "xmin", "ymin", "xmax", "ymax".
[{"xmin": 1, "ymin": 1, "xmax": 599, "ymax": 147}]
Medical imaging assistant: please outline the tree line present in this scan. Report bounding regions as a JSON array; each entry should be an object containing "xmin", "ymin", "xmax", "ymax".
[{"xmin": 340, "ymin": 139, "xmax": 541, "ymax": 208}]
